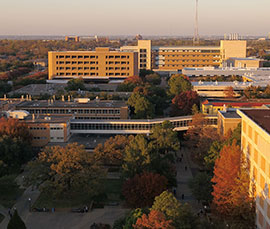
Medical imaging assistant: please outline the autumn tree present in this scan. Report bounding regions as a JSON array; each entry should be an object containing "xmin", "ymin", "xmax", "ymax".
[
  {"xmin": 224, "ymin": 86, "xmax": 235, "ymax": 98},
  {"xmin": 185, "ymin": 114, "xmax": 221, "ymax": 166},
  {"xmin": 117, "ymin": 75, "xmax": 143, "ymax": 92},
  {"xmin": 0, "ymin": 117, "xmax": 32, "ymax": 143},
  {"xmin": 122, "ymin": 172, "xmax": 168, "ymax": 208},
  {"xmin": 171, "ymin": 90, "xmax": 200, "ymax": 116},
  {"xmin": 93, "ymin": 135, "xmax": 133, "ymax": 165},
  {"xmin": 211, "ymin": 140, "xmax": 242, "ymax": 215},
  {"xmin": 145, "ymin": 73, "xmax": 161, "ymax": 85},
  {"xmin": 122, "ymin": 135, "xmax": 151, "ymax": 178},
  {"xmin": 25, "ymin": 143, "xmax": 105, "ymax": 197},
  {"xmin": 134, "ymin": 210, "xmax": 174, "ymax": 229},
  {"xmin": 168, "ymin": 74, "xmax": 192, "ymax": 97}
]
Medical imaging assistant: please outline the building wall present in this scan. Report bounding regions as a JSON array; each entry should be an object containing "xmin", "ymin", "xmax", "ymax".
[
  {"xmin": 28, "ymin": 123, "xmax": 50, "ymax": 147},
  {"xmin": 238, "ymin": 110, "xmax": 270, "ymax": 229},
  {"xmin": 217, "ymin": 112, "xmax": 241, "ymax": 136},
  {"xmin": 220, "ymin": 40, "xmax": 247, "ymax": 61},
  {"xmin": 153, "ymin": 47, "xmax": 221, "ymax": 70},
  {"xmin": 48, "ymin": 48, "xmax": 138, "ymax": 80}
]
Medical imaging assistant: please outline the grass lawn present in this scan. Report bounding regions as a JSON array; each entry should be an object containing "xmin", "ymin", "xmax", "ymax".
[
  {"xmin": 0, "ymin": 175, "xmax": 25, "ymax": 208},
  {"xmin": 0, "ymin": 213, "xmax": 4, "ymax": 224},
  {"xmin": 33, "ymin": 178, "xmax": 122, "ymax": 209}
]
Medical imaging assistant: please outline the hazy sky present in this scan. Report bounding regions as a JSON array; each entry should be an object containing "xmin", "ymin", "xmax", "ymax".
[{"xmin": 0, "ymin": 0, "xmax": 269, "ymax": 36}]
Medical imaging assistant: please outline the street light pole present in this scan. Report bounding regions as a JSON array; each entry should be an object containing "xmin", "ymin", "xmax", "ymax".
[{"xmin": 28, "ymin": 197, "xmax": 31, "ymax": 212}]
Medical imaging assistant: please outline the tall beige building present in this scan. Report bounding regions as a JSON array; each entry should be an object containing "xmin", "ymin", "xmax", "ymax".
[
  {"xmin": 120, "ymin": 40, "xmax": 152, "ymax": 70},
  {"xmin": 237, "ymin": 109, "xmax": 270, "ymax": 229},
  {"xmin": 48, "ymin": 48, "xmax": 138, "ymax": 80}
]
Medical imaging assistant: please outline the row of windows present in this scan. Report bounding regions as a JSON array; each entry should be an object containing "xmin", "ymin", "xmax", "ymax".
[
  {"xmin": 56, "ymin": 55, "xmax": 98, "ymax": 59},
  {"xmin": 157, "ymin": 49, "xmax": 220, "ymax": 53},
  {"xmin": 105, "ymin": 61, "xmax": 130, "ymax": 65},
  {"xmin": 50, "ymin": 137, "xmax": 64, "ymax": 139},
  {"xmin": 57, "ymin": 67, "xmax": 98, "ymax": 70},
  {"xmin": 33, "ymin": 136, "xmax": 47, "ymax": 140},
  {"xmin": 106, "ymin": 67, "xmax": 129, "ymax": 70},
  {"xmin": 30, "ymin": 127, "xmax": 47, "ymax": 130},
  {"xmin": 26, "ymin": 108, "xmax": 121, "ymax": 115},
  {"xmin": 165, "ymin": 60, "xmax": 217, "ymax": 63},
  {"xmin": 57, "ymin": 72, "xmax": 99, "ymax": 76},
  {"xmin": 159, "ymin": 54, "xmax": 220, "ymax": 58},
  {"xmin": 106, "ymin": 72, "xmax": 129, "ymax": 76},
  {"xmin": 50, "ymin": 127, "xmax": 63, "ymax": 130},
  {"xmin": 161, "ymin": 64, "xmax": 219, "ymax": 68},
  {"xmin": 106, "ymin": 55, "xmax": 130, "ymax": 59},
  {"xmin": 70, "ymin": 119, "xmax": 217, "ymax": 131},
  {"xmin": 56, "ymin": 61, "xmax": 98, "ymax": 65},
  {"xmin": 74, "ymin": 117, "xmax": 120, "ymax": 120}
]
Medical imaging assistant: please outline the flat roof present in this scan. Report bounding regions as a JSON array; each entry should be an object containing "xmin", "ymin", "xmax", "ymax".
[
  {"xmin": 17, "ymin": 100, "xmax": 127, "ymax": 109},
  {"xmin": 241, "ymin": 109, "xmax": 270, "ymax": 134},
  {"xmin": 24, "ymin": 114, "xmax": 73, "ymax": 123},
  {"xmin": 220, "ymin": 110, "xmax": 241, "ymax": 119},
  {"xmin": 152, "ymin": 46, "xmax": 220, "ymax": 50}
]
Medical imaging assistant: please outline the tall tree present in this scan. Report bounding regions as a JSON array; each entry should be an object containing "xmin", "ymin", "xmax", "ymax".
[
  {"xmin": 224, "ymin": 86, "xmax": 235, "ymax": 98},
  {"xmin": 65, "ymin": 78, "xmax": 85, "ymax": 91},
  {"xmin": 127, "ymin": 92, "xmax": 154, "ymax": 118},
  {"xmin": 211, "ymin": 140, "xmax": 242, "ymax": 215},
  {"xmin": 122, "ymin": 135, "xmax": 151, "ymax": 178},
  {"xmin": 149, "ymin": 121, "xmax": 180, "ymax": 155},
  {"xmin": 134, "ymin": 210, "xmax": 174, "ymax": 229},
  {"xmin": 168, "ymin": 74, "xmax": 192, "ymax": 97},
  {"xmin": 122, "ymin": 172, "xmax": 168, "ymax": 208}
]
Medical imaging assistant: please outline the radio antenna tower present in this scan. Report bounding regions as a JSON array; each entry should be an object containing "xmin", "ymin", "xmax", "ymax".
[{"xmin": 193, "ymin": 0, "xmax": 200, "ymax": 45}]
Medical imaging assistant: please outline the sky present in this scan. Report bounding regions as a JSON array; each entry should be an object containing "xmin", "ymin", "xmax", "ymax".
[{"xmin": 0, "ymin": 0, "xmax": 269, "ymax": 36}]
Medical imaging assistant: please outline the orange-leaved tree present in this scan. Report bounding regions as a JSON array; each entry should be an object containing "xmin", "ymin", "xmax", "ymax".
[
  {"xmin": 134, "ymin": 210, "xmax": 174, "ymax": 229},
  {"xmin": 211, "ymin": 140, "xmax": 242, "ymax": 215},
  {"xmin": 122, "ymin": 172, "xmax": 168, "ymax": 208}
]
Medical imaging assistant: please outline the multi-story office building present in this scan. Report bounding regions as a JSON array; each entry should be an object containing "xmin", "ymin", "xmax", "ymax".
[
  {"xmin": 16, "ymin": 99, "xmax": 129, "ymax": 120},
  {"xmin": 120, "ymin": 40, "xmax": 152, "ymax": 70},
  {"xmin": 237, "ymin": 109, "xmax": 270, "ymax": 229},
  {"xmin": 121, "ymin": 39, "xmax": 247, "ymax": 71},
  {"xmin": 48, "ymin": 47, "xmax": 138, "ymax": 80}
]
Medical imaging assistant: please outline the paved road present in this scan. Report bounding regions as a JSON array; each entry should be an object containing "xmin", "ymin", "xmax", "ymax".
[{"xmin": 175, "ymin": 147, "xmax": 202, "ymax": 212}]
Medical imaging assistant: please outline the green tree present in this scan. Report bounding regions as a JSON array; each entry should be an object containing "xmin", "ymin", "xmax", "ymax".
[
  {"xmin": 127, "ymin": 92, "xmax": 154, "ymax": 118},
  {"xmin": 168, "ymin": 74, "xmax": 192, "ymax": 97},
  {"xmin": 145, "ymin": 73, "xmax": 161, "ymax": 85},
  {"xmin": 151, "ymin": 190, "xmax": 197, "ymax": 229},
  {"xmin": 65, "ymin": 78, "xmax": 85, "ymax": 91},
  {"xmin": 149, "ymin": 121, "xmax": 180, "ymax": 155},
  {"xmin": 204, "ymin": 141, "xmax": 223, "ymax": 171},
  {"xmin": 191, "ymin": 104, "xmax": 199, "ymax": 115},
  {"xmin": 189, "ymin": 172, "xmax": 213, "ymax": 202},
  {"xmin": 122, "ymin": 135, "xmax": 151, "ymax": 178},
  {"xmin": 7, "ymin": 210, "xmax": 26, "ymax": 229}
]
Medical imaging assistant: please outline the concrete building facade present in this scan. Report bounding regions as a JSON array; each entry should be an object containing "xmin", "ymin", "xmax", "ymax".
[
  {"xmin": 237, "ymin": 109, "xmax": 270, "ymax": 229},
  {"xmin": 48, "ymin": 48, "xmax": 138, "ymax": 80}
]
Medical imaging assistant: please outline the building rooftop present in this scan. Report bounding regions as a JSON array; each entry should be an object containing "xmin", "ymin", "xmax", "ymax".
[
  {"xmin": 152, "ymin": 46, "xmax": 220, "ymax": 50},
  {"xmin": 242, "ymin": 109, "xmax": 270, "ymax": 134},
  {"xmin": 24, "ymin": 114, "xmax": 73, "ymax": 123},
  {"xmin": 17, "ymin": 100, "xmax": 127, "ymax": 109},
  {"xmin": 219, "ymin": 110, "xmax": 241, "ymax": 119},
  {"xmin": 202, "ymin": 99, "xmax": 270, "ymax": 107}
]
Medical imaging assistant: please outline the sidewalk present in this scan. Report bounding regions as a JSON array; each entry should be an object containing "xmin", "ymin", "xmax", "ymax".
[
  {"xmin": 0, "ymin": 174, "xmax": 40, "ymax": 229},
  {"xmin": 175, "ymin": 147, "xmax": 202, "ymax": 212}
]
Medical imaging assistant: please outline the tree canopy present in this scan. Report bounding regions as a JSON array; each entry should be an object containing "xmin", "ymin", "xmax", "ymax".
[
  {"xmin": 167, "ymin": 74, "xmax": 192, "ymax": 97},
  {"xmin": 7, "ymin": 210, "xmax": 26, "ymax": 229}
]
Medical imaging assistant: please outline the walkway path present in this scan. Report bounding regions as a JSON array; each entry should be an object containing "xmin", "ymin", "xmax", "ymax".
[{"xmin": 175, "ymin": 147, "xmax": 202, "ymax": 213}]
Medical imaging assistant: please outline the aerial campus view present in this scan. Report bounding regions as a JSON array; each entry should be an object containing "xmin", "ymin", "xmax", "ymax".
[{"xmin": 0, "ymin": 0, "xmax": 270, "ymax": 229}]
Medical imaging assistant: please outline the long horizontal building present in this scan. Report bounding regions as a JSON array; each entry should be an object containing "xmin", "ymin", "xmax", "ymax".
[
  {"xmin": 121, "ymin": 39, "xmax": 247, "ymax": 71},
  {"xmin": 48, "ymin": 47, "xmax": 138, "ymax": 80},
  {"xmin": 16, "ymin": 99, "xmax": 129, "ymax": 120}
]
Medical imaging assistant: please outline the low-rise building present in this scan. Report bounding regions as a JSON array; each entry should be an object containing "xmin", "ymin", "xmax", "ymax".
[
  {"xmin": 202, "ymin": 99, "xmax": 270, "ymax": 115},
  {"xmin": 217, "ymin": 109, "xmax": 241, "ymax": 136},
  {"xmin": 16, "ymin": 99, "xmax": 129, "ymax": 120},
  {"xmin": 226, "ymin": 57, "xmax": 264, "ymax": 68}
]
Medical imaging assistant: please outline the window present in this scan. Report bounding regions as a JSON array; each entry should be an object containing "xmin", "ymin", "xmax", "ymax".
[
  {"xmin": 261, "ymin": 156, "xmax": 266, "ymax": 173},
  {"xmin": 260, "ymin": 174, "xmax": 265, "ymax": 190},
  {"xmin": 254, "ymin": 131, "xmax": 258, "ymax": 145},
  {"xmin": 248, "ymin": 125, "xmax": 252, "ymax": 139},
  {"xmin": 243, "ymin": 121, "xmax": 246, "ymax": 133},
  {"xmin": 254, "ymin": 149, "xmax": 258, "ymax": 164}
]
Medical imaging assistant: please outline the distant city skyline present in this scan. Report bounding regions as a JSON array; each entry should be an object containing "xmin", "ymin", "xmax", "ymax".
[{"xmin": 0, "ymin": 0, "xmax": 269, "ymax": 36}]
